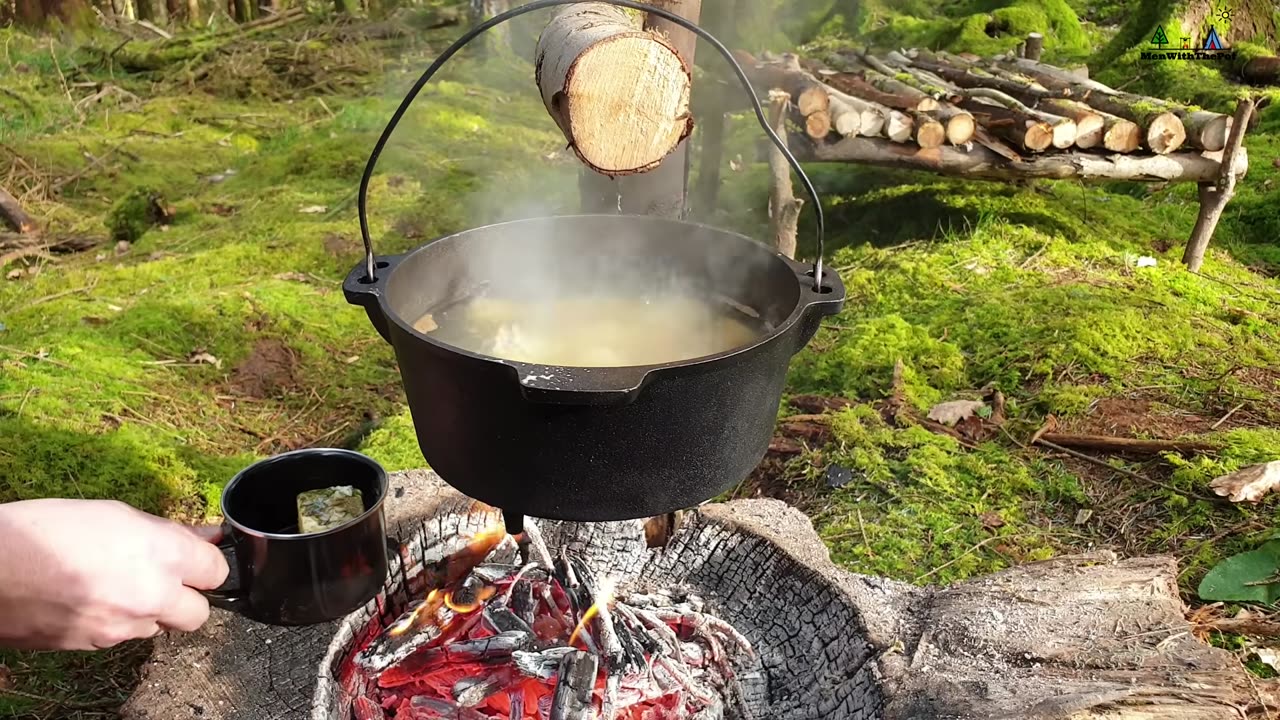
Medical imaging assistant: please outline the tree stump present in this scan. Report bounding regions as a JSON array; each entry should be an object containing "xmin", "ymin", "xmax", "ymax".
[{"xmin": 122, "ymin": 469, "xmax": 1278, "ymax": 720}]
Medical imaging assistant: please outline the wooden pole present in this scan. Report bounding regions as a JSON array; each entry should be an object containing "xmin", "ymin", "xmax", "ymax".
[
  {"xmin": 791, "ymin": 134, "xmax": 1247, "ymax": 184},
  {"xmin": 609, "ymin": 0, "xmax": 702, "ymax": 219},
  {"xmin": 1182, "ymin": 98, "xmax": 1254, "ymax": 272},
  {"xmin": 1023, "ymin": 32, "xmax": 1044, "ymax": 61},
  {"xmin": 767, "ymin": 91, "xmax": 801, "ymax": 259}
]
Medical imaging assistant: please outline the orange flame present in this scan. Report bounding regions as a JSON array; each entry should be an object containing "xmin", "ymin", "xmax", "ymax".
[
  {"xmin": 567, "ymin": 576, "xmax": 617, "ymax": 647},
  {"xmin": 444, "ymin": 585, "xmax": 497, "ymax": 614},
  {"xmin": 388, "ymin": 589, "xmax": 445, "ymax": 637}
]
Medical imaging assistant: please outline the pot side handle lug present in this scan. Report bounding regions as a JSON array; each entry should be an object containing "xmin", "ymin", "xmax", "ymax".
[
  {"xmin": 787, "ymin": 258, "xmax": 846, "ymax": 355},
  {"xmin": 513, "ymin": 364, "xmax": 652, "ymax": 407},
  {"xmin": 343, "ymin": 255, "xmax": 406, "ymax": 345}
]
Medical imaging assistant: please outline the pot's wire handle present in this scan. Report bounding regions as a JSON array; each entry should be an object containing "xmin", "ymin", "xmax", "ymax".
[{"xmin": 356, "ymin": 0, "xmax": 826, "ymax": 291}]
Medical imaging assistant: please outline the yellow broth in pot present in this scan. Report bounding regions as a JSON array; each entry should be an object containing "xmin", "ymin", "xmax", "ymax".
[{"xmin": 414, "ymin": 294, "xmax": 765, "ymax": 367}]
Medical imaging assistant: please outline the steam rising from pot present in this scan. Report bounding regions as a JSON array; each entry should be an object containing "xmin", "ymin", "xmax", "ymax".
[{"xmin": 407, "ymin": 214, "xmax": 777, "ymax": 368}]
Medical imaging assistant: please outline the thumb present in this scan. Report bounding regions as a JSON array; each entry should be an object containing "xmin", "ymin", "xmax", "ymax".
[{"xmin": 185, "ymin": 523, "xmax": 225, "ymax": 544}]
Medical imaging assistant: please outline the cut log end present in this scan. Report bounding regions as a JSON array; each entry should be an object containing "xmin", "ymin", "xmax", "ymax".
[
  {"xmin": 535, "ymin": 4, "xmax": 693, "ymax": 176},
  {"xmin": 1103, "ymin": 118, "xmax": 1142, "ymax": 153},
  {"xmin": 914, "ymin": 117, "xmax": 946, "ymax": 149},
  {"xmin": 1072, "ymin": 113, "xmax": 1104, "ymax": 149},
  {"xmin": 805, "ymin": 110, "xmax": 833, "ymax": 140},
  {"xmin": 1187, "ymin": 111, "xmax": 1231, "ymax": 152},
  {"xmin": 1024, "ymin": 122, "xmax": 1054, "ymax": 152},
  {"xmin": 1145, "ymin": 111, "xmax": 1187, "ymax": 154},
  {"xmin": 944, "ymin": 112, "xmax": 975, "ymax": 145},
  {"xmin": 1049, "ymin": 119, "xmax": 1077, "ymax": 149},
  {"xmin": 885, "ymin": 110, "xmax": 913, "ymax": 143}
]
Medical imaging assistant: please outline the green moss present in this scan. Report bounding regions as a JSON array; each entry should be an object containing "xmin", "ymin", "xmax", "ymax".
[
  {"xmin": 811, "ymin": 405, "xmax": 1082, "ymax": 584},
  {"xmin": 357, "ymin": 409, "xmax": 427, "ymax": 473},
  {"xmin": 105, "ymin": 186, "xmax": 168, "ymax": 242}
]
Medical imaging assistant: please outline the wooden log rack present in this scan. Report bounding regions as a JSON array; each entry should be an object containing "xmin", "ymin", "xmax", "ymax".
[{"xmin": 710, "ymin": 36, "xmax": 1257, "ymax": 272}]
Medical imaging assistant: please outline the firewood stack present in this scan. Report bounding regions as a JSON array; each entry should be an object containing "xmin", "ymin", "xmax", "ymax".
[{"xmin": 739, "ymin": 47, "xmax": 1237, "ymax": 162}]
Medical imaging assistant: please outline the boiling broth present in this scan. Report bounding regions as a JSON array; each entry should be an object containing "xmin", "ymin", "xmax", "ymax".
[{"xmin": 414, "ymin": 295, "xmax": 765, "ymax": 367}]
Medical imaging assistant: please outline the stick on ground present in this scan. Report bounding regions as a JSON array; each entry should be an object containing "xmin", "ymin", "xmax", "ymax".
[{"xmin": 0, "ymin": 185, "xmax": 37, "ymax": 234}]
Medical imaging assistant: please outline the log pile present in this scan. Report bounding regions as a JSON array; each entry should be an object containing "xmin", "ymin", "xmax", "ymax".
[{"xmin": 738, "ymin": 47, "xmax": 1249, "ymax": 183}]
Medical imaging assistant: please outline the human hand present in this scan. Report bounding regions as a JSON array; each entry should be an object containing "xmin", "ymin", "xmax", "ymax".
[{"xmin": 0, "ymin": 498, "xmax": 230, "ymax": 651}]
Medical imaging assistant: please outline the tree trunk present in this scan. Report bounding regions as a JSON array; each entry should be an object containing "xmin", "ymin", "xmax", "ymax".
[
  {"xmin": 932, "ymin": 103, "xmax": 975, "ymax": 145},
  {"xmin": 534, "ymin": 2, "xmax": 693, "ymax": 178},
  {"xmin": 884, "ymin": 110, "xmax": 914, "ymax": 142},
  {"xmin": 791, "ymin": 134, "xmax": 1247, "ymax": 184}
]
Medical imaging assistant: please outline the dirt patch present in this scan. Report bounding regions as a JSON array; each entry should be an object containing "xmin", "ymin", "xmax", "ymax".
[
  {"xmin": 324, "ymin": 232, "xmax": 358, "ymax": 258},
  {"xmin": 229, "ymin": 339, "xmax": 298, "ymax": 399},
  {"xmin": 1065, "ymin": 395, "xmax": 1212, "ymax": 439}
]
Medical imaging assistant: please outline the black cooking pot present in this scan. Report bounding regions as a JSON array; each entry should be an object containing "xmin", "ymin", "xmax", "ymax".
[{"xmin": 343, "ymin": 0, "xmax": 845, "ymax": 528}]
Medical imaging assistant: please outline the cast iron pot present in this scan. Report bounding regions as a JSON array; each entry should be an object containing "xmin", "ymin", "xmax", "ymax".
[{"xmin": 343, "ymin": 0, "xmax": 846, "ymax": 526}]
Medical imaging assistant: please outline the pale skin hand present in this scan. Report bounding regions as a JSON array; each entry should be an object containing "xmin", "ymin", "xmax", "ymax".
[{"xmin": 0, "ymin": 498, "xmax": 230, "ymax": 651}]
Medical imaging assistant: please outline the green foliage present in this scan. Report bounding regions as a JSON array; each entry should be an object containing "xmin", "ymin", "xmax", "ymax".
[{"xmin": 1199, "ymin": 539, "xmax": 1280, "ymax": 604}]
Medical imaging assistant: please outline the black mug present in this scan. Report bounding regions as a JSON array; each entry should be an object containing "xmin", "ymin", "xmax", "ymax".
[{"xmin": 202, "ymin": 448, "xmax": 390, "ymax": 626}]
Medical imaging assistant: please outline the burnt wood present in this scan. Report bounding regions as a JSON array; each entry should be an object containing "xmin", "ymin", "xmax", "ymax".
[{"xmin": 123, "ymin": 469, "xmax": 1279, "ymax": 720}]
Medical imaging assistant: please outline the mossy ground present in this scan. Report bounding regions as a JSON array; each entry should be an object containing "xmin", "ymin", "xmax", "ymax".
[{"xmin": 3, "ymin": 0, "xmax": 1280, "ymax": 713}]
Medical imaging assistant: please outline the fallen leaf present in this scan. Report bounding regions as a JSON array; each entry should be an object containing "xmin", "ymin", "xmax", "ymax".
[
  {"xmin": 729, "ymin": 154, "xmax": 743, "ymax": 172},
  {"xmin": 5, "ymin": 269, "xmax": 22, "ymax": 280},
  {"xmin": 980, "ymin": 511, "xmax": 1005, "ymax": 529},
  {"xmin": 1136, "ymin": 256, "xmax": 1158, "ymax": 268},
  {"xmin": 114, "ymin": 240, "xmax": 130, "ymax": 255},
  {"xmin": 1074, "ymin": 508, "xmax": 1093, "ymax": 525},
  {"xmin": 298, "ymin": 205, "xmax": 328, "ymax": 214},
  {"xmin": 273, "ymin": 271, "xmax": 309, "ymax": 282},
  {"xmin": 1198, "ymin": 540, "xmax": 1280, "ymax": 604},
  {"xmin": 1256, "ymin": 648, "xmax": 1280, "ymax": 672},
  {"xmin": 107, "ymin": 304, "xmax": 123, "ymax": 312},
  {"xmin": 926, "ymin": 399, "xmax": 987, "ymax": 427},
  {"xmin": 209, "ymin": 204, "xmax": 237, "ymax": 217},
  {"xmin": 1211, "ymin": 461, "xmax": 1280, "ymax": 503},
  {"xmin": 95, "ymin": 252, "xmax": 107, "ymax": 262},
  {"xmin": 344, "ymin": 355, "xmax": 360, "ymax": 364},
  {"xmin": 188, "ymin": 351, "xmax": 221, "ymax": 368},
  {"xmin": 81, "ymin": 316, "xmax": 108, "ymax": 326}
]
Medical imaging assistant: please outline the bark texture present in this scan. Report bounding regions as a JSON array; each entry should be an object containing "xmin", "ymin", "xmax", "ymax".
[{"xmin": 124, "ymin": 469, "xmax": 1279, "ymax": 720}]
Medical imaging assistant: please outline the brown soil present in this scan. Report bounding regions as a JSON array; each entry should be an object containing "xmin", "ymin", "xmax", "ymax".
[
  {"xmin": 229, "ymin": 339, "xmax": 298, "ymax": 399},
  {"xmin": 1064, "ymin": 395, "xmax": 1212, "ymax": 439},
  {"xmin": 323, "ymin": 232, "xmax": 358, "ymax": 258}
]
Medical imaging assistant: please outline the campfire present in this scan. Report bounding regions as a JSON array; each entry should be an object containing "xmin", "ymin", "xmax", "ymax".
[{"xmin": 343, "ymin": 519, "xmax": 754, "ymax": 719}]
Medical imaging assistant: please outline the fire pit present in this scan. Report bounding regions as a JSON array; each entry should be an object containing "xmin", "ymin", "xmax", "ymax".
[
  {"xmin": 314, "ymin": 486, "xmax": 878, "ymax": 720},
  {"xmin": 124, "ymin": 469, "xmax": 1278, "ymax": 720}
]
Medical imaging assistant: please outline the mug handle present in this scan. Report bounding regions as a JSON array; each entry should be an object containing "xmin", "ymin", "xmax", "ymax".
[{"xmin": 200, "ymin": 523, "xmax": 248, "ymax": 612}]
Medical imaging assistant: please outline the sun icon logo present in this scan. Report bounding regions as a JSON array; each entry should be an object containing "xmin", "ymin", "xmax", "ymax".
[{"xmin": 1216, "ymin": 3, "xmax": 1232, "ymax": 23}]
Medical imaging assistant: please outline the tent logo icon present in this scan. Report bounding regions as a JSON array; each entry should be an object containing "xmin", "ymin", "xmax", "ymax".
[{"xmin": 1202, "ymin": 25, "xmax": 1225, "ymax": 51}]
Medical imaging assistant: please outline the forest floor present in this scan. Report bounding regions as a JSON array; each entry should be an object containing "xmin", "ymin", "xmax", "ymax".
[{"xmin": 3, "ymin": 1, "xmax": 1280, "ymax": 716}]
